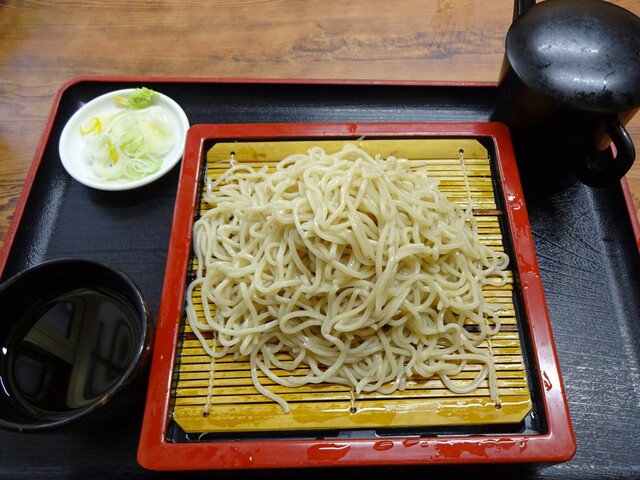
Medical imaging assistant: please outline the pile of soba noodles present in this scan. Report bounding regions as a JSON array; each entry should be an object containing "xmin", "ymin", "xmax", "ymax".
[{"xmin": 186, "ymin": 144, "xmax": 509, "ymax": 413}]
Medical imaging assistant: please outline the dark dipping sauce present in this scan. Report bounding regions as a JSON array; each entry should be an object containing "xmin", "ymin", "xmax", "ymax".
[{"xmin": 0, "ymin": 288, "xmax": 140, "ymax": 422}]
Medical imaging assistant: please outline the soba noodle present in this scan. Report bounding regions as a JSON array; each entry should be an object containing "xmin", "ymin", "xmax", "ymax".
[{"xmin": 186, "ymin": 144, "xmax": 509, "ymax": 413}]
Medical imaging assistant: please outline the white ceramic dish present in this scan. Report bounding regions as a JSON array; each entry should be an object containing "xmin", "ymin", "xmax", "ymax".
[{"xmin": 58, "ymin": 88, "xmax": 189, "ymax": 191}]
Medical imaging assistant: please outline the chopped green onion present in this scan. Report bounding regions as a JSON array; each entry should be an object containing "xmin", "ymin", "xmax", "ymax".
[{"xmin": 79, "ymin": 91, "xmax": 175, "ymax": 183}]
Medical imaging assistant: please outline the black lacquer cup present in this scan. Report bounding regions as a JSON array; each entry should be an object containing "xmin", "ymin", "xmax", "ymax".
[{"xmin": 0, "ymin": 258, "xmax": 152, "ymax": 431}]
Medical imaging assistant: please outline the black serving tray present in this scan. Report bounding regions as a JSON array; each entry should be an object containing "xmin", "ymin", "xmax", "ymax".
[{"xmin": 0, "ymin": 78, "xmax": 639, "ymax": 479}]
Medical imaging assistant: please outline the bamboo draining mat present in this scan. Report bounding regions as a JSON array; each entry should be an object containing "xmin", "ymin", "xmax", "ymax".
[{"xmin": 171, "ymin": 139, "xmax": 532, "ymax": 434}]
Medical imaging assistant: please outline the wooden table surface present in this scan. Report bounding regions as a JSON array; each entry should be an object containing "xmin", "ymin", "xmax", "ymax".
[{"xmin": 1, "ymin": 0, "xmax": 640, "ymax": 250}]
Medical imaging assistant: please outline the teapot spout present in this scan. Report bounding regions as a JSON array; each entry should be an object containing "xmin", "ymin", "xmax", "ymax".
[{"xmin": 513, "ymin": 0, "xmax": 536, "ymax": 20}]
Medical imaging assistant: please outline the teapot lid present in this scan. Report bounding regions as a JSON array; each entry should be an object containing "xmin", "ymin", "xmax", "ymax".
[{"xmin": 506, "ymin": 0, "xmax": 640, "ymax": 112}]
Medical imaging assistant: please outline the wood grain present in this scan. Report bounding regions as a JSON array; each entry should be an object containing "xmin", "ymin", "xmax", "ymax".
[{"xmin": 1, "ymin": 0, "xmax": 639, "ymax": 248}]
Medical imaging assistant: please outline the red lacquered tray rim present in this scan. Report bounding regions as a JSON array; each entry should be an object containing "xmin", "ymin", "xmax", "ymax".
[{"xmin": 137, "ymin": 121, "xmax": 576, "ymax": 471}]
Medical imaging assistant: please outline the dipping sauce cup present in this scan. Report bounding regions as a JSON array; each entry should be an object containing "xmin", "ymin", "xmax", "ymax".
[{"xmin": 0, "ymin": 258, "xmax": 152, "ymax": 431}]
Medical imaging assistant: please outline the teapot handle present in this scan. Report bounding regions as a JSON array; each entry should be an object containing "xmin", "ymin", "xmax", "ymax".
[
  {"xmin": 513, "ymin": 0, "xmax": 536, "ymax": 20},
  {"xmin": 575, "ymin": 115, "xmax": 636, "ymax": 188}
]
